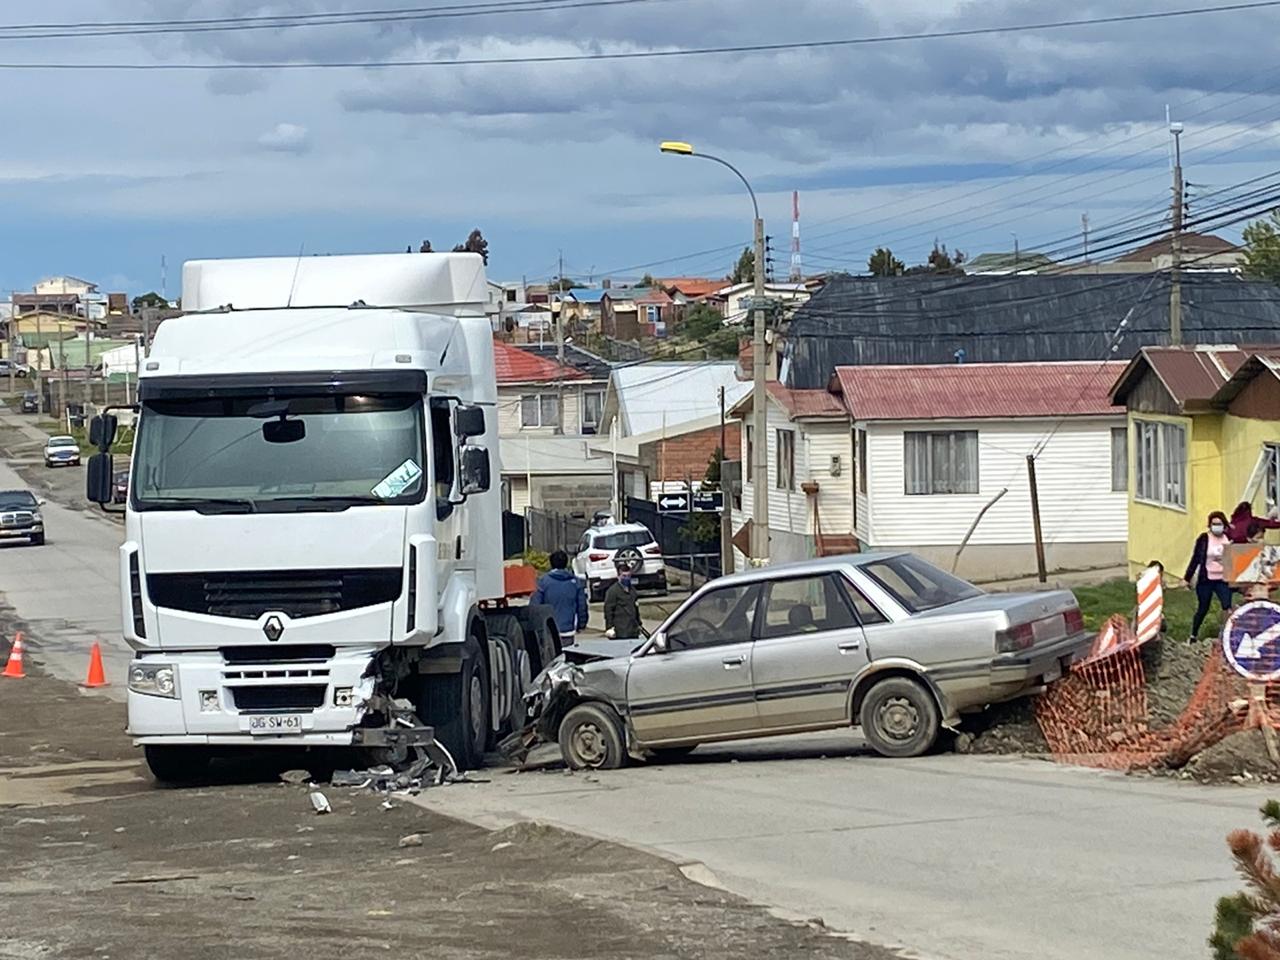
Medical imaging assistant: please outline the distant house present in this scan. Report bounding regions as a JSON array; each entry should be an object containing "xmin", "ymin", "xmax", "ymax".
[
  {"xmin": 784, "ymin": 273, "xmax": 1280, "ymax": 388},
  {"xmin": 591, "ymin": 413, "xmax": 741, "ymax": 504},
  {"xmin": 714, "ymin": 281, "xmax": 812, "ymax": 326},
  {"xmin": 485, "ymin": 280, "xmax": 528, "ymax": 332},
  {"xmin": 1116, "ymin": 232, "xmax": 1242, "ymax": 272},
  {"xmin": 602, "ymin": 287, "xmax": 673, "ymax": 339},
  {"xmin": 556, "ymin": 288, "xmax": 608, "ymax": 333},
  {"xmin": 493, "ymin": 339, "xmax": 613, "ymax": 516},
  {"xmin": 1110, "ymin": 345, "xmax": 1280, "ymax": 578},
  {"xmin": 729, "ymin": 363, "xmax": 1129, "ymax": 580}
]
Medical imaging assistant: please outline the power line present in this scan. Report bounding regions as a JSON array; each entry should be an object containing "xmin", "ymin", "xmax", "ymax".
[{"xmin": 1, "ymin": 1, "xmax": 1277, "ymax": 69}]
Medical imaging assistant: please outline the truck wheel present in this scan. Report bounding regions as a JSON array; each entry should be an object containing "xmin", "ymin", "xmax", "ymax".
[
  {"xmin": 558, "ymin": 703, "xmax": 626, "ymax": 770},
  {"xmin": 483, "ymin": 612, "xmax": 525, "ymax": 737},
  {"xmin": 515, "ymin": 604, "xmax": 561, "ymax": 674},
  {"xmin": 859, "ymin": 677, "xmax": 940, "ymax": 759},
  {"xmin": 419, "ymin": 632, "xmax": 489, "ymax": 771},
  {"xmin": 143, "ymin": 745, "xmax": 211, "ymax": 785}
]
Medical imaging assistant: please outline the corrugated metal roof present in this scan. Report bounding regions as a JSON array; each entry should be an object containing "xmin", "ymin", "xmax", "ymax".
[
  {"xmin": 492, "ymin": 340, "xmax": 584, "ymax": 384},
  {"xmin": 1109, "ymin": 345, "xmax": 1251, "ymax": 409},
  {"xmin": 610, "ymin": 362, "xmax": 750, "ymax": 435},
  {"xmin": 730, "ymin": 382, "xmax": 846, "ymax": 420},
  {"xmin": 833, "ymin": 361, "xmax": 1127, "ymax": 421},
  {"xmin": 785, "ymin": 273, "xmax": 1280, "ymax": 388}
]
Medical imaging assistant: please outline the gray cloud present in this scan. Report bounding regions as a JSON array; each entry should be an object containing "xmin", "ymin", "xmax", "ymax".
[{"xmin": 257, "ymin": 122, "xmax": 311, "ymax": 154}]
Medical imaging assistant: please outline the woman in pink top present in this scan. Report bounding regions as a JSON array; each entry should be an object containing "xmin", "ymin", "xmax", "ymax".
[{"xmin": 1185, "ymin": 510, "xmax": 1232, "ymax": 642}]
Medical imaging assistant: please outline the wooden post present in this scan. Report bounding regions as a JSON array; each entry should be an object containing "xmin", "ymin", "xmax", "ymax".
[{"xmin": 1027, "ymin": 454, "xmax": 1047, "ymax": 584}]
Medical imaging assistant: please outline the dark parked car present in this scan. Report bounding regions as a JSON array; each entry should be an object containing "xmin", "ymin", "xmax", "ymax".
[
  {"xmin": 19, "ymin": 392, "xmax": 38, "ymax": 414},
  {"xmin": 0, "ymin": 490, "xmax": 45, "ymax": 546}
]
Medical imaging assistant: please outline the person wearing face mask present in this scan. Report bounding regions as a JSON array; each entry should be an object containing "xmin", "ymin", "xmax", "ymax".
[
  {"xmin": 603, "ymin": 560, "xmax": 642, "ymax": 640},
  {"xmin": 1185, "ymin": 510, "xmax": 1232, "ymax": 642}
]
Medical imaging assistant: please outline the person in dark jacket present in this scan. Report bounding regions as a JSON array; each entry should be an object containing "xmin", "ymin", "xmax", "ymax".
[
  {"xmin": 1185, "ymin": 511, "xmax": 1232, "ymax": 642},
  {"xmin": 531, "ymin": 550, "xmax": 588, "ymax": 645},
  {"xmin": 603, "ymin": 562, "xmax": 643, "ymax": 639},
  {"xmin": 1227, "ymin": 501, "xmax": 1280, "ymax": 544}
]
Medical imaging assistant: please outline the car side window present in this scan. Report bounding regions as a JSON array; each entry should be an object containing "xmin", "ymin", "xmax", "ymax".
[
  {"xmin": 665, "ymin": 583, "xmax": 761, "ymax": 651},
  {"xmin": 837, "ymin": 576, "xmax": 889, "ymax": 626},
  {"xmin": 760, "ymin": 575, "xmax": 858, "ymax": 640}
]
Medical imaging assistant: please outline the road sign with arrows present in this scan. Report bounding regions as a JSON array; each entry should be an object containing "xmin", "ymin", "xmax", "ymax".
[
  {"xmin": 658, "ymin": 492, "xmax": 690, "ymax": 512},
  {"xmin": 1222, "ymin": 600, "xmax": 1280, "ymax": 682}
]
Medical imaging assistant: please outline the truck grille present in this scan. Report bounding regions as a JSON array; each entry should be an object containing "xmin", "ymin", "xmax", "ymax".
[
  {"xmin": 1, "ymin": 511, "xmax": 34, "ymax": 529},
  {"xmin": 147, "ymin": 568, "xmax": 402, "ymax": 620},
  {"xmin": 229, "ymin": 685, "xmax": 327, "ymax": 712}
]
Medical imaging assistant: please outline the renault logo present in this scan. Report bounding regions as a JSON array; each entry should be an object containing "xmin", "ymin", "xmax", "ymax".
[{"xmin": 263, "ymin": 615, "xmax": 284, "ymax": 642}]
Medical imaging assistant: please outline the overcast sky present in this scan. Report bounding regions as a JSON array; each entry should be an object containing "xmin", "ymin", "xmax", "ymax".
[{"xmin": 3, "ymin": 0, "xmax": 1280, "ymax": 295}]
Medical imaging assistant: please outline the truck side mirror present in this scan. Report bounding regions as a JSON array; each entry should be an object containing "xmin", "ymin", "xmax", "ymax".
[
  {"xmin": 86, "ymin": 452, "xmax": 115, "ymax": 505},
  {"xmin": 459, "ymin": 444, "xmax": 491, "ymax": 496},
  {"xmin": 89, "ymin": 414, "xmax": 118, "ymax": 452},
  {"xmin": 454, "ymin": 404, "xmax": 486, "ymax": 440}
]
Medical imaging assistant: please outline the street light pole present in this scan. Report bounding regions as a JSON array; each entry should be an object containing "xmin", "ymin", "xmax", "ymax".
[{"xmin": 660, "ymin": 141, "xmax": 770, "ymax": 564}]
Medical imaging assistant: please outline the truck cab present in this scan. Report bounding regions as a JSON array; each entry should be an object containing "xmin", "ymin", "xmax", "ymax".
[{"xmin": 87, "ymin": 253, "xmax": 558, "ymax": 782}]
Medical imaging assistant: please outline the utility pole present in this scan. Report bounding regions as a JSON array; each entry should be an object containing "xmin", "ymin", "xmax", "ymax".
[
  {"xmin": 1081, "ymin": 213, "xmax": 1090, "ymax": 262},
  {"xmin": 555, "ymin": 249, "xmax": 565, "ymax": 435},
  {"xmin": 58, "ymin": 334, "xmax": 67, "ymax": 431},
  {"xmin": 719, "ymin": 385, "xmax": 732, "ymax": 577},
  {"xmin": 34, "ymin": 313, "xmax": 43, "ymax": 414},
  {"xmin": 1170, "ymin": 121, "xmax": 1185, "ymax": 346},
  {"xmin": 6, "ymin": 310, "xmax": 14, "ymax": 396},
  {"xmin": 1027, "ymin": 454, "xmax": 1047, "ymax": 584}
]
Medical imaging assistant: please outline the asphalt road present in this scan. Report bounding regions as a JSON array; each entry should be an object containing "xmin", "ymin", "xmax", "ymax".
[{"xmin": 0, "ymin": 411, "xmax": 1271, "ymax": 959}]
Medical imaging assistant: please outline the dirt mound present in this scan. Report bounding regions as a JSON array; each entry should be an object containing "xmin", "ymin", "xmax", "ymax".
[
  {"xmin": 956, "ymin": 697, "xmax": 1049, "ymax": 755},
  {"xmin": 1182, "ymin": 731, "xmax": 1280, "ymax": 783}
]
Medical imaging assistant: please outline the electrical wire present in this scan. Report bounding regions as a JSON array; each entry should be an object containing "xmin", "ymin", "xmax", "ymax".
[{"xmin": 1, "ymin": 1, "xmax": 1277, "ymax": 69}]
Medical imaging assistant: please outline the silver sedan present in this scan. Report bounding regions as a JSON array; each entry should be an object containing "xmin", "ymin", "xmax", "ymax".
[{"xmin": 516, "ymin": 552, "xmax": 1091, "ymax": 769}]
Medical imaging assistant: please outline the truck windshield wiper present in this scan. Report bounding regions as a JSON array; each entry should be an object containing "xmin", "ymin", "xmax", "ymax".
[
  {"xmin": 140, "ymin": 496, "xmax": 258, "ymax": 515},
  {"xmin": 256, "ymin": 495, "xmax": 382, "ymax": 513}
]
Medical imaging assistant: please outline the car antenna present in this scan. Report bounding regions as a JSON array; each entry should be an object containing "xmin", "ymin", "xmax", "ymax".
[{"xmin": 284, "ymin": 242, "xmax": 306, "ymax": 309}]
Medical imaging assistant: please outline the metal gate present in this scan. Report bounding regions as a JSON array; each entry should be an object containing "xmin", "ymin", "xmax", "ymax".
[{"xmin": 624, "ymin": 496, "xmax": 721, "ymax": 579}]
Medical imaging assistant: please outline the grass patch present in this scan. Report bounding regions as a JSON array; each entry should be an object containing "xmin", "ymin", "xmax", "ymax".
[{"xmin": 1073, "ymin": 577, "xmax": 1226, "ymax": 642}]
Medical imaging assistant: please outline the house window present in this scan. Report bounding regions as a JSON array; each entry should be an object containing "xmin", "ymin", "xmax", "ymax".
[
  {"xmin": 505, "ymin": 289, "xmax": 517, "ymax": 303},
  {"xmin": 776, "ymin": 429, "xmax": 796, "ymax": 491},
  {"xmin": 520, "ymin": 393, "xmax": 560, "ymax": 429},
  {"xmin": 903, "ymin": 431, "xmax": 978, "ymax": 495},
  {"xmin": 745, "ymin": 425, "xmax": 754, "ymax": 482},
  {"xmin": 856, "ymin": 428, "xmax": 868, "ymax": 494},
  {"xmin": 1134, "ymin": 419, "xmax": 1186, "ymax": 508},
  {"xmin": 581, "ymin": 391, "xmax": 604, "ymax": 435},
  {"xmin": 646, "ymin": 305, "xmax": 661, "ymax": 323},
  {"xmin": 1111, "ymin": 426, "xmax": 1129, "ymax": 493}
]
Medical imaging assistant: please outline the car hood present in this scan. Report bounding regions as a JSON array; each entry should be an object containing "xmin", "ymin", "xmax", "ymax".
[{"xmin": 562, "ymin": 637, "xmax": 646, "ymax": 663}]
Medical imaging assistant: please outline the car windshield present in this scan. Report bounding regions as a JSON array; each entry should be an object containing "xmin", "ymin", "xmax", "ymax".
[
  {"xmin": 48, "ymin": 436, "xmax": 76, "ymax": 447},
  {"xmin": 860, "ymin": 554, "xmax": 983, "ymax": 613},
  {"xmin": 595, "ymin": 530, "xmax": 651, "ymax": 550},
  {"xmin": 0, "ymin": 491, "xmax": 36, "ymax": 510},
  {"xmin": 133, "ymin": 393, "xmax": 426, "ymax": 512}
]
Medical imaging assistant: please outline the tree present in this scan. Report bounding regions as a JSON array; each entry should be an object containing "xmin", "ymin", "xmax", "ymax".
[
  {"xmin": 639, "ymin": 273, "xmax": 656, "ymax": 287},
  {"xmin": 904, "ymin": 240, "xmax": 967, "ymax": 276},
  {"xmin": 552, "ymin": 276, "xmax": 583, "ymax": 292},
  {"xmin": 419, "ymin": 240, "xmax": 434, "ymax": 253},
  {"xmin": 730, "ymin": 247, "xmax": 755, "ymax": 285},
  {"xmin": 1210, "ymin": 800, "xmax": 1280, "ymax": 959},
  {"xmin": 131, "ymin": 291, "xmax": 167, "ymax": 313},
  {"xmin": 1243, "ymin": 212, "xmax": 1280, "ymax": 284},
  {"xmin": 679, "ymin": 449, "xmax": 724, "ymax": 545},
  {"xmin": 682, "ymin": 303, "xmax": 723, "ymax": 341},
  {"xmin": 452, "ymin": 228, "xmax": 489, "ymax": 264},
  {"xmin": 868, "ymin": 247, "xmax": 904, "ymax": 277}
]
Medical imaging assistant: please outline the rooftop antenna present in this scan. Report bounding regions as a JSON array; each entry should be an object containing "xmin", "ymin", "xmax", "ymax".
[
  {"xmin": 285, "ymin": 242, "xmax": 306, "ymax": 308},
  {"xmin": 789, "ymin": 190, "xmax": 802, "ymax": 282}
]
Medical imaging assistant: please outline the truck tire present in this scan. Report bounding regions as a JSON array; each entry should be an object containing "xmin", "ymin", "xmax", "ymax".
[
  {"xmin": 418, "ymin": 632, "xmax": 490, "ymax": 771},
  {"xmin": 858, "ymin": 676, "xmax": 940, "ymax": 759},
  {"xmin": 143, "ymin": 745, "xmax": 211, "ymax": 785},
  {"xmin": 558, "ymin": 703, "xmax": 627, "ymax": 770},
  {"xmin": 482, "ymin": 612, "xmax": 525, "ymax": 736},
  {"xmin": 514, "ymin": 604, "xmax": 561, "ymax": 676}
]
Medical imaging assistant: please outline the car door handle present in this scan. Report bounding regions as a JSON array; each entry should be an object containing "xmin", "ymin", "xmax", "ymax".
[
  {"xmin": 722, "ymin": 655, "xmax": 746, "ymax": 668},
  {"xmin": 837, "ymin": 641, "xmax": 862, "ymax": 654}
]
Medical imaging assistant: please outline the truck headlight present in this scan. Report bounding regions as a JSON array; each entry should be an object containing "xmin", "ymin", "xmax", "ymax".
[{"xmin": 129, "ymin": 663, "xmax": 177, "ymax": 698}]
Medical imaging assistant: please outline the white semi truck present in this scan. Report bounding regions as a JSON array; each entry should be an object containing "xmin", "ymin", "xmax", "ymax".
[{"xmin": 86, "ymin": 253, "xmax": 560, "ymax": 782}]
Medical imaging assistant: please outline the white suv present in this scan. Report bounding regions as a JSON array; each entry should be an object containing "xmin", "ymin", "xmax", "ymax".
[{"xmin": 573, "ymin": 522, "xmax": 667, "ymax": 602}]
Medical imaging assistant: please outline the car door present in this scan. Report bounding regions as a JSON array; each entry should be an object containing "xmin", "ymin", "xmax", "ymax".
[
  {"xmin": 751, "ymin": 573, "xmax": 872, "ymax": 731},
  {"xmin": 627, "ymin": 581, "xmax": 763, "ymax": 745}
]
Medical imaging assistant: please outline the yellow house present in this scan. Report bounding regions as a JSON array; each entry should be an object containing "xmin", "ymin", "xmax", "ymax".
[{"xmin": 1110, "ymin": 345, "xmax": 1280, "ymax": 577}]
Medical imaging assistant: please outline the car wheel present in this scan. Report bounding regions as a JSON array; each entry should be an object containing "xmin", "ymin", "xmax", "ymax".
[
  {"xmin": 143, "ymin": 745, "xmax": 212, "ymax": 785},
  {"xmin": 29, "ymin": 534, "xmax": 44, "ymax": 546},
  {"xmin": 859, "ymin": 677, "xmax": 940, "ymax": 759},
  {"xmin": 588, "ymin": 578, "xmax": 602, "ymax": 603},
  {"xmin": 558, "ymin": 703, "xmax": 627, "ymax": 771}
]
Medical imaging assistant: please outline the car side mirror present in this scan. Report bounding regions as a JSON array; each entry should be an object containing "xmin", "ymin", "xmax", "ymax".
[
  {"xmin": 89, "ymin": 414, "xmax": 118, "ymax": 452},
  {"xmin": 37, "ymin": 498, "xmax": 46, "ymax": 507},
  {"xmin": 459, "ymin": 444, "xmax": 491, "ymax": 496},
  {"xmin": 650, "ymin": 633, "xmax": 668, "ymax": 654},
  {"xmin": 454, "ymin": 404, "xmax": 486, "ymax": 440},
  {"xmin": 86, "ymin": 452, "xmax": 114, "ymax": 505}
]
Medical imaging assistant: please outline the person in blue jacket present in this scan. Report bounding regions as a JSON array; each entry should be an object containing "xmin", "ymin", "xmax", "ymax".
[{"xmin": 531, "ymin": 550, "xmax": 589, "ymax": 645}]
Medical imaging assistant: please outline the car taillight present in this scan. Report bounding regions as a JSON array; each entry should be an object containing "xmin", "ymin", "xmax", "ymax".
[
  {"xmin": 1064, "ymin": 608, "xmax": 1084, "ymax": 634},
  {"xmin": 588, "ymin": 553, "xmax": 609, "ymax": 562},
  {"xmin": 644, "ymin": 545, "xmax": 662, "ymax": 556},
  {"xmin": 995, "ymin": 622, "xmax": 1034, "ymax": 653}
]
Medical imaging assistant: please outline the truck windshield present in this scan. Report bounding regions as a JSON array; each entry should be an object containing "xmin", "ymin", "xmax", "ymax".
[{"xmin": 133, "ymin": 394, "xmax": 426, "ymax": 512}]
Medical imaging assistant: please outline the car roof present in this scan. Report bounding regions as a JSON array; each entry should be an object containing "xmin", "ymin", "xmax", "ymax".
[
  {"xmin": 48, "ymin": 435, "xmax": 76, "ymax": 443},
  {"xmin": 589, "ymin": 523, "xmax": 652, "ymax": 536},
  {"xmin": 709, "ymin": 551, "xmax": 910, "ymax": 589},
  {"xmin": 0, "ymin": 489, "xmax": 34, "ymax": 497}
]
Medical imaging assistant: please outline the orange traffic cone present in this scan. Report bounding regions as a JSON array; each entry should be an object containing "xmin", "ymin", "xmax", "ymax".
[
  {"xmin": 2, "ymin": 632, "xmax": 26, "ymax": 679},
  {"xmin": 83, "ymin": 641, "xmax": 108, "ymax": 688}
]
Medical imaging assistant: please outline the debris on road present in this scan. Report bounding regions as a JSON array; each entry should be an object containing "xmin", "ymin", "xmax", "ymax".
[
  {"xmin": 309, "ymin": 791, "xmax": 332, "ymax": 815},
  {"xmin": 111, "ymin": 873, "xmax": 199, "ymax": 885},
  {"xmin": 279, "ymin": 769, "xmax": 312, "ymax": 785},
  {"xmin": 398, "ymin": 833, "xmax": 425, "ymax": 848},
  {"xmin": 491, "ymin": 841, "xmax": 514, "ymax": 853}
]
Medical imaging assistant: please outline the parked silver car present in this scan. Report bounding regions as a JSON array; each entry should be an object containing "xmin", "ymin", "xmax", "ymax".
[{"xmin": 514, "ymin": 552, "xmax": 1091, "ymax": 768}]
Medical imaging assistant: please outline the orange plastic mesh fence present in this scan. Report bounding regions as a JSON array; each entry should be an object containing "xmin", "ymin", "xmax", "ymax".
[{"xmin": 1036, "ymin": 627, "xmax": 1258, "ymax": 771}]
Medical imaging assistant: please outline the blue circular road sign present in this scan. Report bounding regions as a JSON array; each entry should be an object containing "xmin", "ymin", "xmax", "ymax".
[{"xmin": 1222, "ymin": 600, "xmax": 1280, "ymax": 682}]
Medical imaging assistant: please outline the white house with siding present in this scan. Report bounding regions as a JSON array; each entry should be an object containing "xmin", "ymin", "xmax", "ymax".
[{"xmin": 731, "ymin": 364, "xmax": 1129, "ymax": 581}]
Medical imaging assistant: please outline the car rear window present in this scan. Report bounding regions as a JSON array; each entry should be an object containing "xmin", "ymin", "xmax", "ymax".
[
  {"xmin": 595, "ymin": 530, "xmax": 651, "ymax": 550},
  {"xmin": 861, "ymin": 554, "xmax": 983, "ymax": 613}
]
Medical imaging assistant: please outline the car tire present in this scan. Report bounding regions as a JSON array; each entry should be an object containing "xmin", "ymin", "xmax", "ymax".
[
  {"xmin": 29, "ymin": 534, "xmax": 44, "ymax": 546},
  {"xmin": 588, "ymin": 578, "xmax": 602, "ymax": 603},
  {"xmin": 859, "ymin": 676, "xmax": 940, "ymax": 759},
  {"xmin": 418, "ymin": 632, "xmax": 490, "ymax": 771},
  {"xmin": 648, "ymin": 744, "xmax": 696, "ymax": 763},
  {"xmin": 559, "ymin": 702, "xmax": 627, "ymax": 770},
  {"xmin": 143, "ymin": 745, "xmax": 212, "ymax": 785}
]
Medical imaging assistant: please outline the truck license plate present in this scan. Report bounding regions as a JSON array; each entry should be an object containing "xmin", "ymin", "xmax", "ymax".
[{"xmin": 247, "ymin": 714, "xmax": 304, "ymax": 734}]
